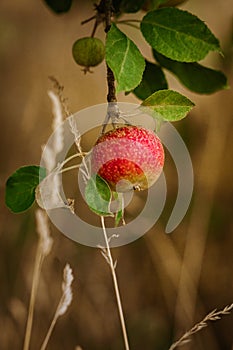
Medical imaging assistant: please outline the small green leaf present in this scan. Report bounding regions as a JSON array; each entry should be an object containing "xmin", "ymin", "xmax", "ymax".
[
  {"xmin": 106, "ymin": 24, "xmax": 145, "ymax": 92},
  {"xmin": 141, "ymin": 8, "xmax": 221, "ymax": 62},
  {"xmin": 153, "ymin": 50, "xmax": 228, "ymax": 94},
  {"xmin": 44, "ymin": 0, "xmax": 72, "ymax": 13},
  {"xmin": 115, "ymin": 209, "xmax": 123, "ymax": 227},
  {"xmin": 85, "ymin": 175, "xmax": 113, "ymax": 216},
  {"xmin": 141, "ymin": 89, "xmax": 195, "ymax": 121},
  {"xmin": 5, "ymin": 166, "xmax": 47, "ymax": 213},
  {"xmin": 133, "ymin": 60, "xmax": 168, "ymax": 100}
]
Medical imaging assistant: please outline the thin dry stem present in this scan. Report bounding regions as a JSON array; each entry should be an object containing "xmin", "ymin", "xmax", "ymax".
[
  {"xmin": 69, "ymin": 116, "xmax": 90, "ymax": 182},
  {"xmin": 23, "ymin": 210, "xmax": 53, "ymax": 350},
  {"xmin": 40, "ymin": 264, "xmax": 74, "ymax": 350},
  {"xmin": 169, "ymin": 303, "xmax": 233, "ymax": 350},
  {"xmin": 100, "ymin": 216, "xmax": 130, "ymax": 350}
]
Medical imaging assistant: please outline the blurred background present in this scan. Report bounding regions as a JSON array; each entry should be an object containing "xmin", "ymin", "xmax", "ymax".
[{"xmin": 0, "ymin": 0, "xmax": 233, "ymax": 349}]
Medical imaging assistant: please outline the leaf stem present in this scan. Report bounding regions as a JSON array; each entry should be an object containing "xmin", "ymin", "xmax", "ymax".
[
  {"xmin": 91, "ymin": 19, "xmax": 99, "ymax": 38},
  {"xmin": 116, "ymin": 22, "xmax": 140, "ymax": 29},
  {"xmin": 100, "ymin": 216, "xmax": 130, "ymax": 350},
  {"xmin": 117, "ymin": 19, "xmax": 141, "ymax": 23},
  {"xmin": 81, "ymin": 15, "xmax": 96, "ymax": 25},
  {"xmin": 116, "ymin": 19, "xmax": 141, "ymax": 29}
]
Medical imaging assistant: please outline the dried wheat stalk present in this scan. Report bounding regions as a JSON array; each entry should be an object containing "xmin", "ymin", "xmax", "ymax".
[{"xmin": 169, "ymin": 303, "xmax": 233, "ymax": 350}]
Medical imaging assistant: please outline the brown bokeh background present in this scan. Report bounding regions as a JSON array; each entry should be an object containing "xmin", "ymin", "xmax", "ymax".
[{"xmin": 0, "ymin": 1, "xmax": 233, "ymax": 349}]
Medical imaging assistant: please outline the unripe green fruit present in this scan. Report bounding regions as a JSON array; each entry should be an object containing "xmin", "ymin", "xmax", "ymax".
[
  {"xmin": 91, "ymin": 126, "xmax": 164, "ymax": 192},
  {"xmin": 72, "ymin": 37, "xmax": 105, "ymax": 68}
]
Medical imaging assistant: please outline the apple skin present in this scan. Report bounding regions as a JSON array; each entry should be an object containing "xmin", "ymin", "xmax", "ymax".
[{"xmin": 91, "ymin": 126, "xmax": 164, "ymax": 192}]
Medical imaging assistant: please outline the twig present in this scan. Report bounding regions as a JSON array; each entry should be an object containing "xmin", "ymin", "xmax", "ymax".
[
  {"xmin": 169, "ymin": 303, "xmax": 233, "ymax": 350},
  {"xmin": 99, "ymin": 0, "xmax": 119, "ymax": 134},
  {"xmin": 100, "ymin": 216, "xmax": 130, "ymax": 350},
  {"xmin": 104, "ymin": 0, "xmax": 119, "ymax": 116}
]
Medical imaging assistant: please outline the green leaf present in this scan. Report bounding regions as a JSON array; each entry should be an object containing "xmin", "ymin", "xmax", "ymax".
[
  {"xmin": 133, "ymin": 60, "xmax": 168, "ymax": 100},
  {"xmin": 112, "ymin": 0, "xmax": 122, "ymax": 13},
  {"xmin": 5, "ymin": 166, "xmax": 47, "ymax": 213},
  {"xmin": 159, "ymin": 0, "xmax": 188, "ymax": 7},
  {"xmin": 44, "ymin": 0, "xmax": 72, "ymax": 13},
  {"xmin": 142, "ymin": 0, "xmax": 170, "ymax": 10},
  {"xmin": 85, "ymin": 175, "xmax": 113, "ymax": 216},
  {"xmin": 141, "ymin": 89, "xmax": 195, "ymax": 121},
  {"xmin": 120, "ymin": 0, "xmax": 145, "ymax": 12},
  {"xmin": 113, "ymin": 0, "xmax": 146, "ymax": 13},
  {"xmin": 141, "ymin": 8, "xmax": 221, "ymax": 62},
  {"xmin": 153, "ymin": 50, "xmax": 228, "ymax": 94},
  {"xmin": 106, "ymin": 24, "xmax": 145, "ymax": 92}
]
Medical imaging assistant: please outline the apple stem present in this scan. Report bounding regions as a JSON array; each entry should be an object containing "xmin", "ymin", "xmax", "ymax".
[
  {"xmin": 81, "ymin": 15, "xmax": 96, "ymax": 25},
  {"xmin": 91, "ymin": 19, "xmax": 99, "ymax": 38},
  {"xmin": 100, "ymin": 216, "xmax": 130, "ymax": 350}
]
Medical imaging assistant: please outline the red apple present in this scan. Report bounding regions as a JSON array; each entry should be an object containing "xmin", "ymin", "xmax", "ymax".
[{"xmin": 91, "ymin": 125, "xmax": 164, "ymax": 192}]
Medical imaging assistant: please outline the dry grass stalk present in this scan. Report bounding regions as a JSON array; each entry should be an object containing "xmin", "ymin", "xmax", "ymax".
[
  {"xmin": 49, "ymin": 76, "xmax": 71, "ymax": 118},
  {"xmin": 100, "ymin": 216, "xmax": 130, "ymax": 350},
  {"xmin": 169, "ymin": 303, "xmax": 233, "ymax": 350},
  {"xmin": 23, "ymin": 209, "xmax": 53, "ymax": 350},
  {"xmin": 43, "ymin": 77, "xmax": 68, "ymax": 172},
  {"xmin": 48, "ymin": 90, "xmax": 64, "ymax": 155},
  {"xmin": 40, "ymin": 264, "xmax": 74, "ymax": 350},
  {"xmin": 41, "ymin": 143, "xmax": 56, "ymax": 173}
]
